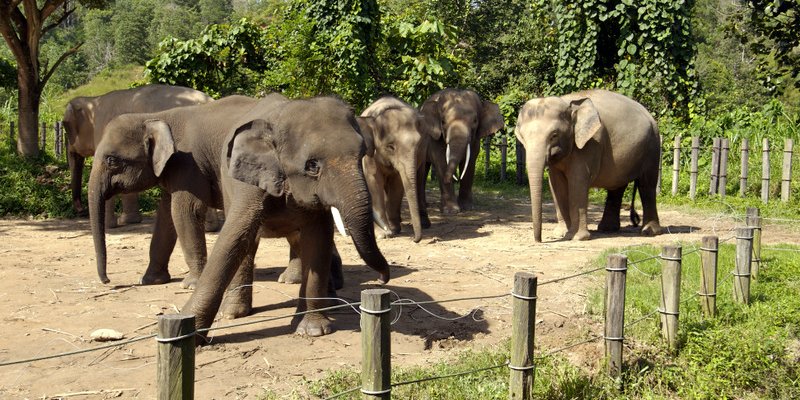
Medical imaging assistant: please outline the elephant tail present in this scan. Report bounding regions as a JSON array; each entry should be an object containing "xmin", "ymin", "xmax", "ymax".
[{"xmin": 630, "ymin": 180, "xmax": 641, "ymax": 227}]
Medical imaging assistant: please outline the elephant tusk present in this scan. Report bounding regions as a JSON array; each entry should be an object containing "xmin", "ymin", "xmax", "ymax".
[
  {"xmin": 446, "ymin": 143, "xmax": 451, "ymax": 165},
  {"xmin": 331, "ymin": 207, "xmax": 348, "ymax": 237},
  {"xmin": 460, "ymin": 145, "xmax": 470, "ymax": 181}
]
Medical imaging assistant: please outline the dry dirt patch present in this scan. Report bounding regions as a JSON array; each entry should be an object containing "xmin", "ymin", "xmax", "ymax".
[{"xmin": 0, "ymin": 193, "xmax": 796, "ymax": 399}]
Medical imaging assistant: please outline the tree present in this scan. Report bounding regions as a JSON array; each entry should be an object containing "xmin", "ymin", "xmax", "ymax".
[
  {"xmin": 0, "ymin": 0, "xmax": 106, "ymax": 157},
  {"xmin": 746, "ymin": 0, "xmax": 800, "ymax": 96}
]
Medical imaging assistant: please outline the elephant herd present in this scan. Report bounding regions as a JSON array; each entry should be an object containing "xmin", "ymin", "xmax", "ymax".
[{"xmin": 64, "ymin": 84, "xmax": 662, "ymax": 341}]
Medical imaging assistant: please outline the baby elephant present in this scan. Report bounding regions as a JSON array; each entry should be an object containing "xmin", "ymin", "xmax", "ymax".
[{"xmin": 515, "ymin": 89, "xmax": 662, "ymax": 241}]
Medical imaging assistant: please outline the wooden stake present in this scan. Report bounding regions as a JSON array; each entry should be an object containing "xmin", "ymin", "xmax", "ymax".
[
  {"xmin": 762, "ymin": 138, "xmax": 770, "ymax": 203},
  {"xmin": 781, "ymin": 139, "xmax": 793, "ymax": 202},
  {"xmin": 40, "ymin": 121, "xmax": 46, "ymax": 151},
  {"xmin": 484, "ymin": 137, "xmax": 491, "ymax": 179},
  {"xmin": 361, "ymin": 289, "xmax": 391, "ymax": 399},
  {"xmin": 734, "ymin": 227, "xmax": 754, "ymax": 304},
  {"xmin": 719, "ymin": 139, "xmax": 729, "ymax": 198},
  {"xmin": 500, "ymin": 135, "xmax": 508, "ymax": 182},
  {"xmin": 660, "ymin": 245, "xmax": 682, "ymax": 350},
  {"xmin": 510, "ymin": 272, "xmax": 537, "ymax": 400},
  {"xmin": 604, "ymin": 255, "xmax": 627, "ymax": 377},
  {"xmin": 699, "ymin": 236, "xmax": 718, "ymax": 318},
  {"xmin": 157, "ymin": 314, "xmax": 195, "ymax": 400},
  {"xmin": 710, "ymin": 138, "xmax": 721, "ymax": 195},
  {"xmin": 746, "ymin": 207, "xmax": 762, "ymax": 280},
  {"xmin": 690, "ymin": 136, "xmax": 699, "ymax": 200},
  {"xmin": 740, "ymin": 139, "xmax": 749, "ymax": 196},
  {"xmin": 671, "ymin": 135, "xmax": 681, "ymax": 196}
]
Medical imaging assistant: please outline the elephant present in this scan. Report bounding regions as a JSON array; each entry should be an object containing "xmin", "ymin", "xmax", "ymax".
[
  {"xmin": 360, "ymin": 96, "xmax": 428, "ymax": 243},
  {"xmin": 419, "ymin": 88, "xmax": 504, "ymax": 215},
  {"xmin": 514, "ymin": 89, "xmax": 663, "ymax": 242},
  {"xmin": 88, "ymin": 95, "xmax": 260, "ymax": 289},
  {"xmin": 182, "ymin": 95, "xmax": 391, "ymax": 338},
  {"xmin": 63, "ymin": 84, "xmax": 214, "ymax": 229}
]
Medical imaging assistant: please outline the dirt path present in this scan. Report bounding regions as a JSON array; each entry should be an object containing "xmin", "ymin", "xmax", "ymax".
[{"xmin": 1, "ymin": 192, "xmax": 797, "ymax": 399}]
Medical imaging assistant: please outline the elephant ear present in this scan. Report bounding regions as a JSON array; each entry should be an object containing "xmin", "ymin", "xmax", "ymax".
[
  {"xmin": 478, "ymin": 100, "xmax": 504, "ymax": 138},
  {"xmin": 144, "ymin": 120, "xmax": 176, "ymax": 177},
  {"xmin": 570, "ymin": 98, "xmax": 603, "ymax": 150},
  {"xmin": 356, "ymin": 116, "xmax": 377, "ymax": 156},
  {"xmin": 226, "ymin": 119, "xmax": 285, "ymax": 196},
  {"xmin": 419, "ymin": 97, "xmax": 443, "ymax": 141}
]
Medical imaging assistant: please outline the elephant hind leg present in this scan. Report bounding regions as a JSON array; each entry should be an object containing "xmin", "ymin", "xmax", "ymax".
[
  {"xmin": 117, "ymin": 193, "xmax": 143, "ymax": 226},
  {"xmin": 638, "ymin": 178, "xmax": 662, "ymax": 236},
  {"xmin": 598, "ymin": 186, "xmax": 626, "ymax": 232}
]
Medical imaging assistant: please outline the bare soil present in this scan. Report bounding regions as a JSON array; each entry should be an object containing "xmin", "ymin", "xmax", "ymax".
[{"xmin": 1, "ymin": 190, "xmax": 797, "ymax": 399}]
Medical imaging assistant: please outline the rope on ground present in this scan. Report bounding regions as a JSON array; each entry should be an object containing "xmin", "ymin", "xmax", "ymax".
[
  {"xmin": 0, "ymin": 334, "xmax": 155, "ymax": 368},
  {"xmin": 539, "ymin": 265, "xmax": 606, "ymax": 286},
  {"xmin": 537, "ymin": 334, "xmax": 604, "ymax": 359}
]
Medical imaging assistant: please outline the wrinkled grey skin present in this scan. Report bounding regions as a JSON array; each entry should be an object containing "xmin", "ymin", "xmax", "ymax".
[
  {"xmin": 515, "ymin": 89, "xmax": 662, "ymax": 242},
  {"xmin": 64, "ymin": 84, "xmax": 215, "ymax": 229},
  {"xmin": 182, "ymin": 96, "xmax": 391, "ymax": 339},
  {"xmin": 88, "ymin": 95, "xmax": 258, "ymax": 289},
  {"xmin": 419, "ymin": 89, "xmax": 504, "ymax": 215},
  {"xmin": 360, "ymin": 96, "xmax": 428, "ymax": 242}
]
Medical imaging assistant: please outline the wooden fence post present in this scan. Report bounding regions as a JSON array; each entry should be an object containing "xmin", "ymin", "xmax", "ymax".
[
  {"xmin": 690, "ymin": 136, "xmax": 699, "ymax": 200},
  {"xmin": 671, "ymin": 135, "xmax": 681, "ymax": 196},
  {"xmin": 516, "ymin": 140, "xmax": 526, "ymax": 185},
  {"xmin": 710, "ymin": 138, "xmax": 721, "ymax": 195},
  {"xmin": 500, "ymin": 135, "xmax": 508, "ymax": 182},
  {"xmin": 604, "ymin": 255, "xmax": 627, "ymax": 377},
  {"xmin": 40, "ymin": 121, "xmax": 46, "ymax": 151},
  {"xmin": 734, "ymin": 227, "xmax": 754, "ymax": 304},
  {"xmin": 781, "ymin": 139, "xmax": 794, "ymax": 202},
  {"xmin": 157, "ymin": 314, "xmax": 195, "ymax": 400},
  {"xmin": 361, "ymin": 289, "xmax": 391, "ymax": 399},
  {"xmin": 484, "ymin": 137, "xmax": 491, "ymax": 179},
  {"xmin": 746, "ymin": 207, "xmax": 762, "ymax": 280},
  {"xmin": 660, "ymin": 245, "xmax": 682, "ymax": 350},
  {"xmin": 509, "ymin": 272, "xmax": 537, "ymax": 400},
  {"xmin": 740, "ymin": 139, "xmax": 749, "ymax": 196},
  {"xmin": 699, "ymin": 236, "xmax": 719, "ymax": 318},
  {"xmin": 762, "ymin": 138, "xmax": 770, "ymax": 203},
  {"xmin": 719, "ymin": 138, "xmax": 729, "ymax": 198},
  {"xmin": 55, "ymin": 122, "xmax": 62, "ymax": 158}
]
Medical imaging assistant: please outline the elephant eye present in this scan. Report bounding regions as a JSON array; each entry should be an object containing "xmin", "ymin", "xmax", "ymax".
[
  {"xmin": 305, "ymin": 159, "xmax": 321, "ymax": 177},
  {"xmin": 386, "ymin": 143, "xmax": 396, "ymax": 153},
  {"xmin": 106, "ymin": 155, "xmax": 121, "ymax": 168}
]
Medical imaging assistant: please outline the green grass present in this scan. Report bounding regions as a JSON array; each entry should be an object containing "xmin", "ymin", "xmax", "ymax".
[
  {"xmin": 285, "ymin": 243, "xmax": 800, "ymax": 399},
  {"xmin": 47, "ymin": 65, "xmax": 146, "ymax": 116}
]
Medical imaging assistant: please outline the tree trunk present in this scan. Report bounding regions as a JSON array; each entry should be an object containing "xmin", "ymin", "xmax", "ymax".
[{"xmin": 17, "ymin": 66, "xmax": 41, "ymax": 157}]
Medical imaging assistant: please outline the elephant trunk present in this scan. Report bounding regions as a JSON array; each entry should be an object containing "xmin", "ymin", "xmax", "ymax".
[
  {"xmin": 399, "ymin": 158, "xmax": 423, "ymax": 243},
  {"xmin": 527, "ymin": 150, "xmax": 546, "ymax": 242},
  {"xmin": 334, "ymin": 173, "xmax": 391, "ymax": 284},
  {"xmin": 88, "ymin": 165, "xmax": 111, "ymax": 283},
  {"xmin": 444, "ymin": 123, "xmax": 471, "ymax": 183}
]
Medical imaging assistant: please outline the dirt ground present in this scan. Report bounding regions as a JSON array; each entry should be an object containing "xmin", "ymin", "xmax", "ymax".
[{"xmin": 1, "ymin": 190, "xmax": 798, "ymax": 399}]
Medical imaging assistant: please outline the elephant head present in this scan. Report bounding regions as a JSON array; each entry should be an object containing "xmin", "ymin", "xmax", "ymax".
[
  {"xmin": 514, "ymin": 96, "xmax": 602, "ymax": 242},
  {"xmin": 88, "ymin": 116, "xmax": 176, "ymax": 283},
  {"xmin": 359, "ymin": 97, "xmax": 427, "ymax": 242},
  {"xmin": 420, "ymin": 89, "xmax": 504, "ymax": 183},
  {"xmin": 224, "ymin": 97, "xmax": 391, "ymax": 283}
]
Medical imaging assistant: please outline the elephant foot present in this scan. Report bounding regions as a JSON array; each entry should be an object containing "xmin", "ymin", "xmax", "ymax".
[
  {"xmin": 205, "ymin": 209, "xmax": 223, "ymax": 232},
  {"xmin": 222, "ymin": 300, "xmax": 252, "ymax": 319},
  {"xmin": 420, "ymin": 213, "xmax": 431, "ymax": 229},
  {"xmin": 458, "ymin": 198, "xmax": 474, "ymax": 211},
  {"xmin": 117, "ymin": 212, "xmax": 143, "ymax": 226},
  {"xmin": 552, "ymin": 225, "xmax": 568, "ymax": 239},
  {"xmin": 641, "ymin": 222, "xmax": 663, "ymax": 236},
  {"xmin": 573, "ymin": 229, "xmax": 591, "ymax": 241},
  {"xmin": 105, "ymin": 215, "xmax": 118, "ymax": 229},
  {"xmin": 376, "ymin": 228, "xmax": 395, "ymax": 239},
  {"xmin": 441, "ymin": 202, "xmax": 461, "ymax": 214},
  {"xmin": 597, "ymin": 219, "xmax": 621, "ymax": 232},
  {"xmin": 179, "ymin": 272, "xmax": 201, "ymax": 289},
  {"xmin": 295, "ymin": 313, "xmax": 333, "ymax": 336},
  {"xmin": 278, "ymin": 259, "xmax": 303, "ymax": 284},
  {"xmin": 205, "ymin": 219, "xmax": 222, "ymax": 233},
  {"xmin": 140, "ymin": 269, "xmax": 171, "ymax": 285}
]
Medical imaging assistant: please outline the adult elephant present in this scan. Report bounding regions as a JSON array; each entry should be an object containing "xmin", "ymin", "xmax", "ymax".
[
  {"xmin": 514, "ymin": 89, "xmax": 663, "ymax": 242},
  {"xmin": 88, "ymin": 95, "xmax": 259, "ymax": 289},
  {"xmin": 419, "ymin": 89, "xmax": 504, "ymax": 215},
  {"xmin": 360, "ymin": 96, "xmax": 428, "ymax": 242},
  {"xmin": 182, "ymin": 96, "xmax": 391, "ymax": 337},
  {"xmin": 64, "ymin": 84, "xmax": 214, "ymax": 228}
]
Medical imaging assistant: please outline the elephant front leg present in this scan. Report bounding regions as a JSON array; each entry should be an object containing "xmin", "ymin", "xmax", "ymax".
[
  {"xmin": 221, "ymin": 237, "xmax": 259, "ymax": 319},
  {"xmin": 68, "ymin": 151, "xmax": 86, "ymax": 215},
  {"xmin": 118, "ymin": 193, "xmax": 143, "ymax": 226},
  {"xmin": 171, "ymin": 192, "xmax": 208, "ymax": 289},
  {"xmin": 295, "ymin": 219, "xmax": 335, "ymax": 336},
  {"xmin": 430, "ymin": 149, "xmax": 460, "ymax": 213},
  {"xmin": 279, "ymin": 231, "xmax": 303, "ymax": 284},
  {"xmin": 416, "ymin": 162, "xmax": 431, "ymax": 228},
  {"xmin": 567, "ymin": 174, "xmax": 592, "ymax": 241},
  {"xmin": 549, "ymin": 170, "xmax": 571, "ymax": 239},
  {"xmin": 141, "ymin": 193, "xmax": 176, "ymax": 285},
  {"xmin": 598, "ymin": 186, "xmax": 625, "ymax": 232}
]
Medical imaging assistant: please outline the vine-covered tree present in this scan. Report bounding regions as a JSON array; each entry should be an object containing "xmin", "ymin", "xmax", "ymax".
[
  {"xmin": 0, "ymin": 0, "xmax": 107, "ymax": 157},
  {"xmin": 746, "ymin": 0, "xmax": 800, "ymax": 96}
]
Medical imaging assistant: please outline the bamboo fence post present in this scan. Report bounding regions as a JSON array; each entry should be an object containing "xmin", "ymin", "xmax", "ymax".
[
  {"xmin": 660, "ymin": 245, "xmax": 682, "ymax": 350},
  {"xmin": 361, "ymin": 289, "xmax": 391, "ymax": 399},
  {"xmin": 657, "ymin": 134, "xmax": 663, "ymax": 194},
  {"xmin": 516, "ymin": 140, "xmax": 526, "ymax": 185},
  {"xmin": 746, "ymin": 207, "xmax": 762, "ymax": 280},
  {"xmin": 55, "ymin": 122, "xmax": 62, "ymax": 158},
  {"xmin": 604, "ymin": 255, "xmax": 627, "ymax": 377},
  {"xmin": 719, "ymin": 138, "xmax": 729, "ymax": 198},
  {"xmin": 40, "ymin": 121, "xmax": 46, "ymax": 151},
  {"xmin": 710, "ymin": 138, "xmax": 721, "ymax": 195},
  {"xmin": 156, "ymin": 314, "xmax": 196, "ymax": 400},
  {"xmin": 484, "ymin": 137, "xmax": 491, "ymax": 179},
  {"xmin": 781, "ymin": 139, "xmax": 794, "ymax": 202},
  {"xmin": 699, "ymin": 236, "xmax": 719, "ymax": 318},
  {"xmin": 762, "ymin": 138, "xmax": 770, "ymax": 202},
  {"xmin": 500, "ymin": 135, "xmax": 508, "ymax": 182},
  {"xmin": 740, "ymin": 139, "xmax": 749, "ymax": 196},
  {"xmin": 671, "ymin": 135, "xmax": 681, "ymax": 196},
  {"xmin": 690, "ymin": 136, "xmax": 699, "ymax": 200},
  {"xmin": 8, "ymin": 120, "xmax": 13, "ymax": 143},
  {"xmin": 509, "ymin": 272, "xmax": 537, "ymax": 400},
  {"xmin": 734, "ymin": 227, "xmax": 754, "ymax": 304}
]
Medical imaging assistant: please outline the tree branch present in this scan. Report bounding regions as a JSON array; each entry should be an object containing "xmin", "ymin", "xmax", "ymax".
[
  {"xmin": 0, "ymin": 3, "xmax": 25, "ymax": 63},
  {"xmin": 41, "ymin": 0, "xmax": 64, "ymax": 22},
  {"xmin": 43, "ymin": 3, "xmax": 74, "ymax": 34},
  {"xmin": 40, "ymin": 41, "xmax": 82, "ymax": 87}
]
